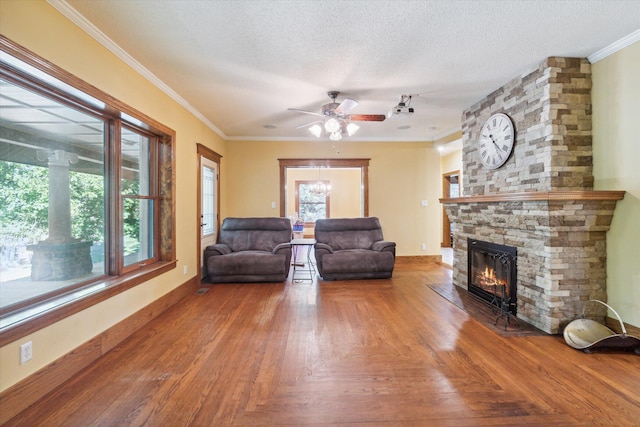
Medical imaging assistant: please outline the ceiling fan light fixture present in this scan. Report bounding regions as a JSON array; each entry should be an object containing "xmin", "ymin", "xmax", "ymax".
[
  {"xmin": 290, "ymin": 91, "xmax": 385, "ymax": 140},
  {"xmin": 324, "ymin": 117, "xmax": 340, "ymax": 133},
  {"xmin": 308, "ymin": 124, "xmax": 322, "ymax": 138},
  {"xmin": 346, "ymin": 122, "xmax": 360, "ymax": 136}
]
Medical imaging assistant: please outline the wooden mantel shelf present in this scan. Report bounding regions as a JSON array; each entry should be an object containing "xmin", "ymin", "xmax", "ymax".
[{"xmin": 440, "ymin": 190, "xmax": 625, "ymax": 204}]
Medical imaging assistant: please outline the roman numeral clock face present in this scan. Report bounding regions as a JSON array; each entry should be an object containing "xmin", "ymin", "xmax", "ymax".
[{"xmin": 479, "ymin": 113, "xmax": 515, "ymax": 169}]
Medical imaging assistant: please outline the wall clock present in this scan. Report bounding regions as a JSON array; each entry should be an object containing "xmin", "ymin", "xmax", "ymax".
[{"xmin": 479, "ymin": 113, "xmax": 515, "ymax": 169}]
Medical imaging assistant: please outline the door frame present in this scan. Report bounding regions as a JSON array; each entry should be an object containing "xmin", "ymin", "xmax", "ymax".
[
  {"xmin": 278, "ymin": 158, "xmax": 370, "ymax": 218},
  {"xmin": 196, "ymin": 143, "xmax": 222, "ymax": 285},
  {"xmin": 441, "ymin": 170, "xmax": 459, "ymax": 248}
]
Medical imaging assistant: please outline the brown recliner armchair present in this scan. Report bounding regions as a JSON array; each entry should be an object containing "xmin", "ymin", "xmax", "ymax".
[
  {"xmin": 205, "ymin": 217, "xmax": 292, "ymax": 283},
  {"xmin": 314, "ymin": 217, "xmax": 396, "ymax": 280}
]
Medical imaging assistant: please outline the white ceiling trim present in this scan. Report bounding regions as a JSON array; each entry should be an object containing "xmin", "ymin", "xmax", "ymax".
[
  {"xmin": 47, "ymin": 0, "xmax": 638, "ymax": 144},
  {"xmin": 47, "ymin": 0, "xmax": 227, "ymax": 139},
  {"xmin": 47, "ymin": 0, "xmax": 459, "ymax": 143},
  {"xmin": 588, "ymin": 29, "xmax": 640, "ymax": 63}
]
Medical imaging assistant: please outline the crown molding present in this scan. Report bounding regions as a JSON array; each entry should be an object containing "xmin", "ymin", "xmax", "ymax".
[
  {"xmin": 46, "ymin": 0, "xmax": 227, "ymax": 139},
  {"xmin": 588, "ymin": 29, "xmax": 640, "ymax": 63}
]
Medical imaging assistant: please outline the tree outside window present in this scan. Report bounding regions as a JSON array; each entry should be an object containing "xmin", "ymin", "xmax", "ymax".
[
  {"xmin": 0, "ymin": 40, "xmax": 172, "ymax": 327},
  {"xmin": 296, "ymin": 180, "xmax": 330, "ymax": 223}
]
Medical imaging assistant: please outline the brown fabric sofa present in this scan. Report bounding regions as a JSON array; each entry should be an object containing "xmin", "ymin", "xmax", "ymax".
[
  {"xmin": 205, "ymin": 217, "xmax": 292, "ymax": 283},
  {"xmin": 314, "ymin": 217, "xmax": 396, "ymax": 280}
]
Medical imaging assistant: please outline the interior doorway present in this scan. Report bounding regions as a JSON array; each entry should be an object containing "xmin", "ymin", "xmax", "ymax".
[
  {"xmin": 197, "ymin": 144, "xmax": 221, "ymax": 283},
  {"xmin": 279, "ymin": 159, "xmax": 370, "ymax": 232},
  {"xmin": 442, "ymin": 171, "xmax": 460, "ymax": 248}
]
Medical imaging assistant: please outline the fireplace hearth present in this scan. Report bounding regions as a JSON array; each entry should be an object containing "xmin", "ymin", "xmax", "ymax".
[
  {"xmin": 468, "ymin": 239, "xmax": 517, "ymax": 316},
  {"xmin": 440, "ymin": 57, "xmax": 625, "ymax": 334}
]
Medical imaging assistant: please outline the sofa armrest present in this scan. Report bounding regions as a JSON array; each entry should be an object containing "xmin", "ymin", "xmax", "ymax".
[
  {"xmin": 371, "ymin": 240, "xmax": 396, "ymax": 254},
  {"xmin": 272, "ymin": 242, "xmax": 292, "ymax": 254},
  {"xmin": 314, "ymin": 242, "xmax": 334, "ymax": 254},
  {"xmin": 313, "ymin": 242, "xmax": 333, "ymax": 276},
  {"xmin": 205, "ymin": 244, "xmax": 232, "ymax": 257}
]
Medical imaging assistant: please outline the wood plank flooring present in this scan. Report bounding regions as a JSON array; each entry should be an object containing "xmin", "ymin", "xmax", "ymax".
[{"xmin": 6, "ymin": 263, "xmax": 640, "ymax": 426}]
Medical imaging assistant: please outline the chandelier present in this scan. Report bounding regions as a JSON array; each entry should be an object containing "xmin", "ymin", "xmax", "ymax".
[
  {"xmin": 309, "ymin": 180, "xmax": 331, "ymax": 196},
  {"xmin": 308, "ymin": 167, "xmax": 331, "ymax": 197}
]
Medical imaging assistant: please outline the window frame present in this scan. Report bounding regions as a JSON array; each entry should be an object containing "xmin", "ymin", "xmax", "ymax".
[
  {"xmin": 295, "ymin": 180, "xmax": 331, "ymax": 224},
  {"xmin": 0, "ymin": 36, "xmax": 176, "ymax": 346},
  {"xmin": 119, "ymin": 124, "xmax": 161, "ymax": 274}
]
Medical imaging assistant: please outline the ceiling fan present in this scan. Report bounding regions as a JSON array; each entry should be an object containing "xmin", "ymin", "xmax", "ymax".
[{"xmin": 288, "ymin": 91, "xmax": 386, "ymax": 140}]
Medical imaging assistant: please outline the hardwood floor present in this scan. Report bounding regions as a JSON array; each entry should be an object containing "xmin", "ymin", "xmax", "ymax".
[{"xmin": 6, "ymin": 263, "xmax": 640, "ymax": 426}]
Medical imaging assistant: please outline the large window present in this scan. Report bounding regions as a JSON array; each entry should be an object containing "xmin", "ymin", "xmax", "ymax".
[
  {"xmin": 0, "ymin": 37, "xmax": 175, "ymax": 338},
  {"xmin": 296, "ymin": 180, "xmax": 330, "ymax": 223}
]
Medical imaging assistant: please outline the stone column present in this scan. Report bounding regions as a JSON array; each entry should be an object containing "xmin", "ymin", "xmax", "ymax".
[
  {"xmin": 37, "ymin": 149, "xmax": 79, "ymax": 243},
  {"xmin": 29, "ymin": 149, "xmax": 93, "ymax": 281}
]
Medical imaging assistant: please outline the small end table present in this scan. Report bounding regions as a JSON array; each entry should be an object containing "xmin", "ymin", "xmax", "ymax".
[{"xmin": 290, "ymin": 238, "xmax": 316, "ymax": 282}]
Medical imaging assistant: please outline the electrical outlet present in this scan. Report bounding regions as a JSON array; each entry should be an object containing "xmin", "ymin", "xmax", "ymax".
[
  {"xmin": 183, "ymin": 265, "xmax": 188, "ymax": 275},
  {"xmin": 271, "ymin": 201, "xmax": 276, "ymax": 209},
  {"xmin": 20, "ymin": 341, "xmax": 32, "ymax": 365},
  {"xmin": 421, "ymin": 243, "xmax": 427, "ymax": 251}
]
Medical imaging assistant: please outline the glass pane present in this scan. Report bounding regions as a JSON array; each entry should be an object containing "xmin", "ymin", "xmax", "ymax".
[
  {"xmin": 0, "ymin": 78, "xmax": 106, "ymax": 309},
  {"xmin": 0, "ymin": 51, "xmax": 105, "ymax": 109},
  {"xmin": 299, "ymin": 202, "xmax": 326, "ymax": 223},
  {"xmin": 298, "ymin": 183, "xmax": 328, "ymax": 223},
  {"xmin": 299, "ymin": 183, "xmax": 329, "ymax": 203},
  {"xmin": 122, "ymin": 198, "xmax": 154, "ymax": 266},
  {"xmin": 202, "ymin": 165, "xmax": 215, "ymax": 236},
  {"xmin": 121, "ymin": 128, "xmax": 150, "ymax": 196}
]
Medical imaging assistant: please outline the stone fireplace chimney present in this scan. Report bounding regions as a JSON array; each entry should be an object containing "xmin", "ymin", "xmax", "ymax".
[{"xmin": 441, "ymin": 57, "xmax": 624, "ymax": 334}]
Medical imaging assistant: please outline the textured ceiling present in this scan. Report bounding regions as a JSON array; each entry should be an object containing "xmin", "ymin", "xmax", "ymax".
[{"xmin": 61, "ymin": 0, "xmax": 640, "ymax": 142}]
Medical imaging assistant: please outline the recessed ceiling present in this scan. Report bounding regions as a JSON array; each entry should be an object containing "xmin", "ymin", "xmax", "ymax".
[{"xmin": 60, "ymin": 0, "xmax": 640, "ymax": 142}]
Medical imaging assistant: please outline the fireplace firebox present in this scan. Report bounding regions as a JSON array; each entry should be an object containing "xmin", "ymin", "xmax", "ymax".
[{"xmin": 468, "ymin": 239, "xmax": 517, "ymax": 315}]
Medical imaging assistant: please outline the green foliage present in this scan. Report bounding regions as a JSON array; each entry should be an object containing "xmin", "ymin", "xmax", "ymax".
[
  {"xmin": 122, "ymin": 179, "xmax": 141, "ymax": 242},
  {"xmin": 298, "ymin": 183, "xmax": 328, "ymax": 223},
  {"xmin": 0, "ymin": 161, "xmax": 105, "ymax": 246},
  {"xmin": 0, "ymin": 161, "xmax": 49, "ymax": 245},
  {"xmin": 70, "ymin": 170, "xmax": 105, "ymax": 243}
]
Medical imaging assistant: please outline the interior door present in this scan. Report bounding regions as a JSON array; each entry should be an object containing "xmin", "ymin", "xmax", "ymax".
[
  {"xmin": 200, "ymin": 157, "xmax": 218, "ymax": 279},
  {"xmin": 442, "ymin": 171, "xmax": 459, "ymax": 247}
]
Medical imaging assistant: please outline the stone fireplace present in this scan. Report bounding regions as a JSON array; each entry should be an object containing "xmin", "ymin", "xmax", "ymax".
[
  {"xmin": 468, "ymin": 238, "xmax": 517, "ymax": 316},
  {"xmin": 441, "ymin": 57, "xmax": 624, "ymax": 334}
]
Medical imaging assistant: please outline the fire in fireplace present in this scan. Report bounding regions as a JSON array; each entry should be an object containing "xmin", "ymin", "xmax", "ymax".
[{"xmin": 468, "ymin": 239, "xmax": 517, "ymax": 315}]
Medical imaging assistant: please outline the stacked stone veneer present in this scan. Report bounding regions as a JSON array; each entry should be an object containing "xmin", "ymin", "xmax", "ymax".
[
  {"xmin": 445, "ymin": 198, "xmax": 618, "ymax": 334},
  {"xmin": 444, "ymin": 57, "xmax": 623, "ymax": 334},
  {"xmin": 463, "ymin": 57, "xmax": 593, "ymax": 194}
]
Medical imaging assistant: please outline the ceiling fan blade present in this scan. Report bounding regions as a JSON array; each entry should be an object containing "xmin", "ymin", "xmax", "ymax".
[
  {"xmin": 334, "ymin": 98, "xmax": 358, "ymax": 115},
  {"xmin": 295, "ymin": 120, "xmax": 323, "ymax": 129},
  {"xmin": 288, "ymin": 108, "xmax": 323, "ymax": 116},
  {"xmin": 349, "ymin": 114, "xmax": 386, "ymax": 122}
]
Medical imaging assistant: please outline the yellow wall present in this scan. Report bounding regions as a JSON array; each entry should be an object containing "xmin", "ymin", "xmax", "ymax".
[
  {"xmin": 286, "ymin": 168, "xmax": 362, "ymax": 219},
  {"xmin": 0, "ymin": 1, "xmax": 226, "ymax": 392},
  {"xmin": 225, "ymin": 140, "xmax": 442, "ymax": 256},
  {"xmin": 592, "ymin": 41, "xmax": 640, "ymax": 327},
  {"xmin": 3, "ymin": 0, "xmax": 636, "ymax": 397},
  {"xmin": 440, "ymin": 149, "xmax": 463, "ymax": 187}
]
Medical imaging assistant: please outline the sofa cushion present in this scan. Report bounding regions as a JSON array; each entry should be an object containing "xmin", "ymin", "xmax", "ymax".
[
  {"xmin": 315, "ymin": 217, "xmax": 384, "ymax": 250},
  {"xmin": 320, "ymin": 249, "xmax": 395, "ymax": 274},
  {"xmin": 218, "ymin": 217, "xmax": 292, "ymax": 252},
  {"xmin": 207, "ymin": 251, "xmax": 288, "ymax": 276}
]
